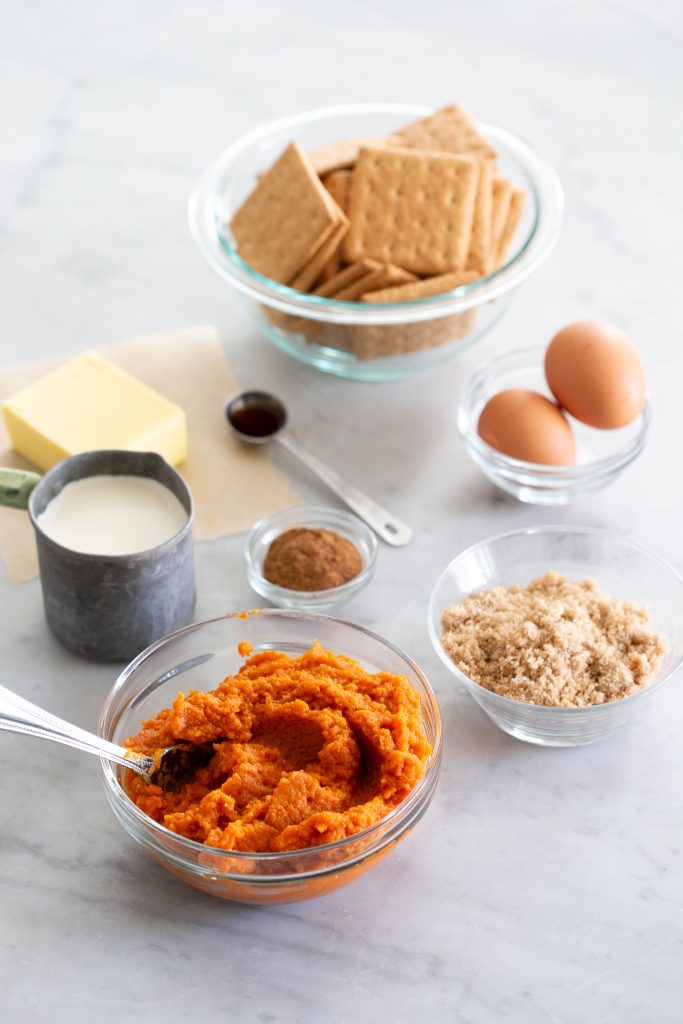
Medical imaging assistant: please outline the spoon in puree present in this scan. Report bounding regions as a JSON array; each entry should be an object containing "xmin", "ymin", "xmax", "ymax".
[
  {"xmin": 224, "ymin": 389, "xmax": 412, "ymax": 547},
  {"xmin": 0, "ymin": 683, "xmax": 214, "ymax": 790}
]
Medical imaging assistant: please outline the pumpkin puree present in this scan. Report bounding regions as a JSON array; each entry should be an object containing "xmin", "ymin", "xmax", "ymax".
[{"xmin": 125, "ymin": 643, "xmax": 431, "ymax": 853}]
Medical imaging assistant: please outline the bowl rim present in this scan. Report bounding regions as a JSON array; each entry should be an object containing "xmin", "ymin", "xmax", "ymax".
[
  {"xmin": 457, "ymin": 345, "xmax": 651, "ymax": 481},
  {"xmin": 427, "ymin": 523, "xmax": 683, "ymax": 714},
  {"xmin": 244, "ymin": 505, "xmax": 379, "ymax": 606},
  {"xmin": 188, "ymin": 101, "xmax": 564, "ymax": 325},
  {"xmin": 100, "ymin": 607, "xmax": 442, "ymax": 871}
]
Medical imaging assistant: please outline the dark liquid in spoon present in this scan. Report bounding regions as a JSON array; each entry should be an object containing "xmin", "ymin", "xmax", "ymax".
[{"xmin": 229, "ymin": 404, "xmax": 282, "ymax": 438}]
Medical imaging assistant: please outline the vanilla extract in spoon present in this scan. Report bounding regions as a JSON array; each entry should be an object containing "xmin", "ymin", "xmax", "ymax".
[{"xmin": 224, "ymin": 389, "xmax": 412, "ymax": 547}]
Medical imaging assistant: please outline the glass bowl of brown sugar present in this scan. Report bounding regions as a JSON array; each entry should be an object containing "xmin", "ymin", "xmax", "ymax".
[
  {"xmin": 245, "ymin": 506, "xmax": 378, "ymax": 610},
  {"xmin": 427, "ymin": 525, "xmax": 683, "ymax": 746}
]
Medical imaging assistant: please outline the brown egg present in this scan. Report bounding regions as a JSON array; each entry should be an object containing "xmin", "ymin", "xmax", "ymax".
[
  {"xmin": 545, "ymin": 321, "xmax": 646, "ymax": 429},
  {"xmin": 477, "ymin": 389, "xmax": 576, "ymax": 465}
]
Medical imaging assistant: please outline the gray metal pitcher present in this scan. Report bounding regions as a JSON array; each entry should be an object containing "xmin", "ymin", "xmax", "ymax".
[{"xmin": 0, "ymin": 449, "xmax": 196, "ymax": 662}]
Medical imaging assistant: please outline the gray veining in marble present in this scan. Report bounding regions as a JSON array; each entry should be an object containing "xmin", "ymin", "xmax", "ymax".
[{"xmin": 1, "ymin": 1, "xmax": 683, "ymax": 1021}]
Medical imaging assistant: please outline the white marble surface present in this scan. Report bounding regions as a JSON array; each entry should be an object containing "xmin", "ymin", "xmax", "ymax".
[{"xmin": 2, "ymin": 2, "xmax": 683, "ymax": 1021}]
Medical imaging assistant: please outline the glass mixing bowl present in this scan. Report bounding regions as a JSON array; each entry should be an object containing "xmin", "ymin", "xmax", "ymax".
[
  {"xmin": 428, "ymin": 526, "xmax": 683, "ymax": 747},
  {"xmin": 189, "ymin": 103, "xmax": 563, "ymax": 381},
  {"xmin": 100, "ymin": 610, "xmax": 442, "ymax": 904},
  {"xmin": 458, "ymin": 347, "xmax": 650, "ymax": 504}
]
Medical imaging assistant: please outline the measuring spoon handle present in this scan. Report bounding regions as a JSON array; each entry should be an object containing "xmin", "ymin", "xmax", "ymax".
[
  {"xmin": 0, "ymin": 683, "xmax": 142, "ymax": 773},
  {"xmin": 276, "ymin": 433, "xmax": 412, "ymax": 547}
]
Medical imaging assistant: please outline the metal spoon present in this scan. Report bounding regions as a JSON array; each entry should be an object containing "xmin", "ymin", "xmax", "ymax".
[
  {"xmin": 0, "ymin": 683, "xmax": 214, "ymax": 791},
  {"xmin": 225, "ymin": 390, "xmax": 412, "ymax": 547}
]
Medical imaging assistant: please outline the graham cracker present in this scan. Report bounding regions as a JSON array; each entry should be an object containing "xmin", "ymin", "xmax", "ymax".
[
  {"xmin": 230, "ymin": 141, "xmax": 340, "ymax": 285},
  {"xmin": 301, "ymin": 322, "xmax": 354, "ymax": 351},
  {"xmin": 388, "ymin": 105, "xmax": 497, "ymax": 162},
  {"xmin": 289, "ymin": 210, "xmax": 349, "ymax": 292},
  {"xmin": 491, "ymin": 176, "xmax": 513, "ymax": 259},
  {"xmin": 343, "ymin": 146, "xmax": 480, "ymax": 275},
  {"xmin": 313, "ymin": 259, "xmax": 383, "ymax": 299},
  {"xmin": 466, "ymin": 160, "xmax": 493, "ymax": 275},
  {"xmin": 294, "ymin": 259, "xmax": 383, "ymax": 346},
  {"xmin": 360, "ymin": 269, "xmax": 479, "ymax": 304},
  {"xmin": 496, "ymin": 188, "xmax": 526, "ymax": 267},
  {"xmin": 331, "ymin": 263, "xmax": 416, "ymax": 302},
  {"xmin": 351, "ymin": 310, "xmax": 478, "ymax": 360},
  {"xmin": 320, "ymin": 170, "xmax": 353, "ymax": 281},
  {"xmin": 323, "ymin": 169, "xmax": 353, "ymax": 208},
  {"xmin": 368, "ymin": 264, "xmax": 417, "ymax": 290},
  {"xmin": 308, "ymin": 137, "xmax": 383, "ymax": 177}
]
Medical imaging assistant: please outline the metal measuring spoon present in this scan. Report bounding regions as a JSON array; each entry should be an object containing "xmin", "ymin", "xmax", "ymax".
[
  {"xmin": 224, "ymin": 390, "xmax": 412, "ymax": 547},
  {"xmin": 0, "ymin": 684, "xmax": 215, "ymax": 791}
]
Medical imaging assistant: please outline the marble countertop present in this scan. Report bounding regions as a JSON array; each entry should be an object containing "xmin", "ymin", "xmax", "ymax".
[{"xmin": 2, "ymin": 2, "xmax": 682, "ymax": 1021}]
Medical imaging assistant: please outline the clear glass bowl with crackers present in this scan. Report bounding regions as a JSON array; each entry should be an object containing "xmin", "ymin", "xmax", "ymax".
[{"xmin": 189, "ymin": 103, "xmax": 563, "ymax": 382}]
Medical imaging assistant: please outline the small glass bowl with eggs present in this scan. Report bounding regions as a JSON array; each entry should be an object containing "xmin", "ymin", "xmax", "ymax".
[{"xmin": 458, "ymin": 322, "xmax": 650, "ymax": 505}]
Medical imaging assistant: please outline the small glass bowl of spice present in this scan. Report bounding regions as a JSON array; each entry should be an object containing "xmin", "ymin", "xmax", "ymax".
[{"xmin": 245, "ymin": 506, "xmax": 378, "ymax": 610}]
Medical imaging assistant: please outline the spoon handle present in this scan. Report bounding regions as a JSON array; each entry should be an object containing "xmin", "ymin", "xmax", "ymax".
[
  {"xmin": 0, "ymin": 683, "xmax": 148, "ymax": 775},
  {"xmin": 276, "ymin": 433, "xmax": 412, "ymax": 547}
]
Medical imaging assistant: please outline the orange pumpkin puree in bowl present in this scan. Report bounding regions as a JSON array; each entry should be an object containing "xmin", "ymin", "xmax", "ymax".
[{"xmin": 124, "ymin": 643, "xmax": 431, "ymax": 853}]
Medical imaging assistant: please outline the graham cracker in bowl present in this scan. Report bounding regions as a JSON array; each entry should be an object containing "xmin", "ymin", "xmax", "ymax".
[
  {"xmin": 320, "ymin": 170, "xmax": 353, "ymax": 281},
  {"xmin": 325, "ymin": 263, "xmax": 417, "ymax": 302},
  {"xmin": 496, "ymin": 188, "xmax": 526, "ymax": 268},
  {"xmin": 343, "ymin": 146, "xmax": 480, "ymax": 275},
  {"xmin": 312, "ymin": 259, "xmax": 383, "ymax": 298},
  {"xmin": 307, "ymin": 136, "xmax": 383, "ymax": 177},
  {"xmin": 322, "ymin": 168, "xmax": 353, "ymax": 208},
  {"xmin": 466, "ymin": 160, "xmax": 494, "ymax": 275},
  {"xmin": 279, "ymin": 261, "xmax": 378, "ymax": 349},
  {"xmin": 387, "ymin": 104, "xmax": 498, "ymax": 162},
  {"xmin": 351, "ymin": 270, "xmax": 480, "ymax": 359},
  {"xmin": 230, "ymin": 141, "xmax": 343, "ymax": 285},
  {"xmin": 490, "ymin": 176, "xmax": 514, "ymax": 264},
  {"xmin": 228, "ymin": 105, "xmax": 524, "ymax": 301},
  {"xmin": 289, "ymin": 211, "xmax": 349, "ymax": 292},
  {"xmin": 350, "ymin": 310, "xmax": 479, "ymax": 361},
  {"xmin": 295, "ymin": 260, "xmax": 418, "ymax": 350},
  {"xmin": 360, "ymin": 269, "xmax": 480, "ymax": 305}
]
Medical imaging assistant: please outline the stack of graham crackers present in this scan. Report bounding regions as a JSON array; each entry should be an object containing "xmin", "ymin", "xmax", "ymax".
[{"xmin": 230, "ymin": 105, "xmax": 525, "ymax": 360}]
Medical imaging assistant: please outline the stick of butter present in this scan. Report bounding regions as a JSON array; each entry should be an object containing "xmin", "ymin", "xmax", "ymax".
[{"xmin": 2, "ymin": 351, "xmax": 188, "ymax": 471}]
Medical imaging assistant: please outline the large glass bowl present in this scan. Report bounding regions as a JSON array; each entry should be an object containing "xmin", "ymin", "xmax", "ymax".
[
  {"xmin": 458, "ymin": 347, "xmax": 651, "ymax": 504},
  {"xmin": 428, "ymin": 526, "xmax": 683, "ymax": 746},
  {"xmin": 99, "ymin": 610, "xmax": 442, "ymax": 904},
  {"xmin": 189, "ymin": 103, "xmax": 563, "ymax": 382}
]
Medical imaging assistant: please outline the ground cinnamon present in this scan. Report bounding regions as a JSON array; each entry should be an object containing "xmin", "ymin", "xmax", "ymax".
[{"xmin": 263, "ymin": 527, "xmax": 363, "ymax": 591}]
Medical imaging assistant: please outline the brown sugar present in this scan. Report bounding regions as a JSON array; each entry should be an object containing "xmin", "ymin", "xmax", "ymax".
[
  {"xmin": 441, "ymin": 571, "xmax": 668, "ymax": 707},
  {"xmin": 263, "ymin": 527, "xmax": 363, "ymax": 591}
]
